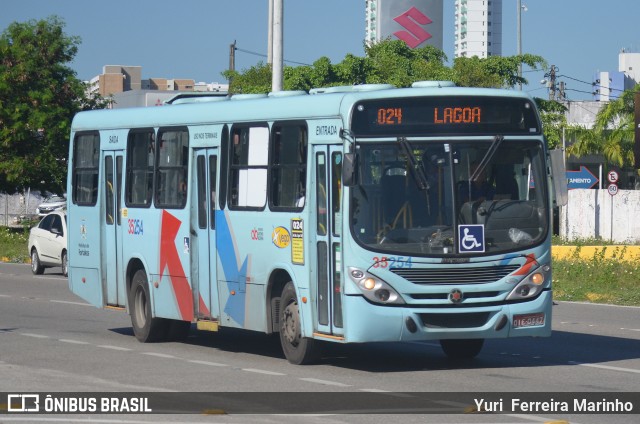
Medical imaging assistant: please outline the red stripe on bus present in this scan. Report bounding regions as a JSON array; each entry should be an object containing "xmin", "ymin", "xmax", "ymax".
[{"xmin": 159, "ymin": 210, "xmax": 193, "ymax": 321}]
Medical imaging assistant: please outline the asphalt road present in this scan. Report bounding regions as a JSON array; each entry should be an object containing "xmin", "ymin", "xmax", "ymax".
[{"xmin": 0, "ymin": 262, "xmax": 638, "ymax": 424}]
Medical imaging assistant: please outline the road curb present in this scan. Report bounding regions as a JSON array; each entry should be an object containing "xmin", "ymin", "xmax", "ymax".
[{"xmin": 552, "ymin": 245, "xmax": 640, "ymax": 262}]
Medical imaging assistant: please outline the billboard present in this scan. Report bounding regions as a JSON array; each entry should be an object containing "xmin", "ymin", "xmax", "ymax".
[{"xmin": 377, "ymin": 0, "xmax": 443, "ymax": 50}]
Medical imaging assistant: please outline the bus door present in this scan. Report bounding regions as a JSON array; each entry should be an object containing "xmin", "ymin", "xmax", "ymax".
[
  {"xmin": 313, "ymin": 145, "xmax": 343, "ymax": 336},
  {"xmin": 191, "ymin": 148, "xmax": 220, "ymax": 321},
  {"xmin": 102, "ymin": 151, "xmax": 126, "ymax": 306}
]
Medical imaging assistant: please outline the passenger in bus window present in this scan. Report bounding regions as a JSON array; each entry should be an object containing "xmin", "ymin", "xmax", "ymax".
[
  {"xmin": 178, "ymin": 175, "xmax": 188, "ymax": 203},
  {"xmin": 458, "ymin": 161, "xmax": 495, "ymax": 203}
]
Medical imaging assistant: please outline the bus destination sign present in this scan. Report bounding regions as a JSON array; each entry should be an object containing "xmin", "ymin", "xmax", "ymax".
[
  {"xmin": 353, "ymin": 96, "xmax": 540, "ymax": 137},
  {"xmin": 377, "ymin": 106, "xmax": 482, "ymax": 126}
]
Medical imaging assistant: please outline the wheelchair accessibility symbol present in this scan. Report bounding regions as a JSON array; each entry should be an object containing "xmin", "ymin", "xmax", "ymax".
[{"xmin": 458, "ymin": 225, "xmax": 485, "ymax": 253}]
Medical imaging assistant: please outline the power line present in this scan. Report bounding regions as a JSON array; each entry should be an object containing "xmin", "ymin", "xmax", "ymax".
[
  {"xmin": 559, "ymin": 74, "xmax": 626, "ymax": 93},
  {"xmin": 565, "ymin": 88, "xmax": 596, "ymax": 96},
  {"xmin": 234, "ymin": 46, "xmax": 311, "ymax": 67},
  {"xmin": 558, "ymin": 74, "xmax": 592, "ymax": 86}
]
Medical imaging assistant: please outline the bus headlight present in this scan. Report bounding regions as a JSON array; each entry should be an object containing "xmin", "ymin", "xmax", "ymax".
[
  {"xmin": 506, "ymin": 264, "xmax": 551, "ymax": 301},
  {"xmin": 348, "ymin": 267, "xmax": 405, "ymax": 305}
]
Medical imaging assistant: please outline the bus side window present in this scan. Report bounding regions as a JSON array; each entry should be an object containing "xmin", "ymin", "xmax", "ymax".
[
  {"xmin": 331, "ymin": 152, "xmax": 342, "ymax": 236},
  {"xmin": 209, "ymin": 155, "xmax": 217, "ymax": 229},
  {"xmin": 155, "ymin": 127, "xmax": 189, "ymax": 209},
  {"xmin": 316, "ymin": 153, "xmax": 327, "ymax": 236},
  {"xmin": 229, "ymin": 125, "xmax": 268, "ymax": 209},
  {"xmin": 72, "ymin": 132, "xmax": 100, "ymax": 206},
  {"xmin": 105, "ymin": 156, "xmax": 114, "ymax": 224},
  {"xmin": 219, "ymin": 126, "xmax": 229, "ymax": 210},
  {"xmin": 125, "ymin": 129, "xmax": 154, "ymax": 207},
  {"xmin": 196, "ymin": 155, "xmax": 207, "ymax": 229},
  {"xmin": 270, "ymin": 123, "xmax": 307, "ymax": 210}
]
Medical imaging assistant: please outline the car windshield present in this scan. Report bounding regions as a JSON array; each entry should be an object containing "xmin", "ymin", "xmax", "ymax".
[
  {"xmin": 350, "ymin": 139, "xmax": 548, "ymax": 256},
  {"xmin": 44, "ymin": 196, "xmax": 66, "ymax": 203}
]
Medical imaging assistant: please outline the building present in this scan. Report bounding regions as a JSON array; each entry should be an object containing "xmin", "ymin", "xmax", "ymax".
[
  {"xmin": 88, "ymin": 65, "xmax": 228, "ymax": 109},
  {"xmin": 593, "ymin": 51, "xmax": 640, "ymax": 101},
  {"xmin": 365, "ymin": 0, "xmax": 443, "ymax": 50},
  {"xmin": 454, "ymin": 0, "xmax": 503, "ymax": 58},
  {"xmin": 88, "ymin": 65, "xmax": 143, "ymax": 97},
  {"xmin": 591, "ymin": 71, "xmax": 625, "ymax": 102}
]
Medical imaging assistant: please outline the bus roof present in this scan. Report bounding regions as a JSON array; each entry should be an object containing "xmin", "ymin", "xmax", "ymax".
[{"xmin": 71, "ymin": 83, "xmax": 536, "ymax": 132}]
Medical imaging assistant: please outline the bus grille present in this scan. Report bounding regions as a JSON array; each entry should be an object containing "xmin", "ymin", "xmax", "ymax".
[
  {"xmin": 391, "ymin": 265, "xmax": 519, "ymax": 285},
  {"xmin": 419, "ymin": 312, "xmax": 491, "ymax": 328}
]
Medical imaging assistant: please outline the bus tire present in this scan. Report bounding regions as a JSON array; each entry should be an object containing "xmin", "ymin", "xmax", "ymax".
[
  {"xmin": 279, "ymin": 282, "xmax": 318, "ymax": 365},
  {"xmin": 31, "ymin": 248, "xmax": 44, "ymax": 275},
  {"xmin": 440, "ymin": 338, "xmax": 484, "ymax": 359},
  {"xmin": 130, "ymin": 269, "xmax": 167, "ymax": 343}
]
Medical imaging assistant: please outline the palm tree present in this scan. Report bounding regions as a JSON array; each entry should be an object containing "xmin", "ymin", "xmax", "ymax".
[{"xmin": 568, "ymin": 85, "xmax": 639, "ymax": 167}]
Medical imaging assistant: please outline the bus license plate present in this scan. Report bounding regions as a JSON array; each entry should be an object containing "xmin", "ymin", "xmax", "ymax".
[{"xmin": 513, "ymin": 313, "xmax": 545, "ymax": 328}]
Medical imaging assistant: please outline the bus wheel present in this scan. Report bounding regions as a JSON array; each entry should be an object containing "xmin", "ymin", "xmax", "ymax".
[
  {"xmin": 130, "ymin": 269, "xmax": 167, "ymax": 343},
  {"xmin": 279, "ymin": 282, "xmax": 318, "ymax": 365},
  {"xmin": 440, "ymin": 339, "xmax": 484, "ymax": 359}
]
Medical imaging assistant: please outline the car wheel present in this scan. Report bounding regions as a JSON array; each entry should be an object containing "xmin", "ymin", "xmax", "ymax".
[
  {"xmin": 61, "ymin": 251, "xmax": 68, "ymax": 277},
  {"xmin": 31, "ymin": 249, "xmax": 44, "ymax": 275}
]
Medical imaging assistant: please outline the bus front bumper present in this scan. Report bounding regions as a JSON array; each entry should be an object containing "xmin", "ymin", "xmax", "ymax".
[{"xmin": 339, "ymin": 290, "xmax": 552, "ymax": 343}]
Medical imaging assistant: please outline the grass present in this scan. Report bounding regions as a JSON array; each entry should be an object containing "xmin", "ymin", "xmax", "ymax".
[
  {"xmin": 552, "ymin": 246, "xmax": 640, "ymax": 306},
  {"xmin": 0, "ymin": 226, "xmax": 31, "ymax": 263},
  {"xmin": 2, "ymin": 227, "xmax": 639, "ymax": 306},
  {"xmin": 551, "ymin": 234, "xmax": 640, "ymax": 246}
]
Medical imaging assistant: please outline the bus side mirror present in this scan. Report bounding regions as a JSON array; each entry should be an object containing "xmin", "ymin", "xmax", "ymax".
[
  {"xmin": 342, "ymin": 152, "xmax": 358, "ymax": 187},
  {"xmin": 549, "ymin": 149, "xmax": 568, "ymax": 207}
]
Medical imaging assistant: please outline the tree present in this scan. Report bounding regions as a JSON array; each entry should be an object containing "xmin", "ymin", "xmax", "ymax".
[
  {"xmin": 225, "ymin": 39, "xmax": 546, "ymax": 95},
  {"xmin": 0, "ymin": 16, "xmax": 108, "ymax": 194},
  {"xmin": 363, "ymin": 39, "xmax": 450, "ymax": 87},
  {"xmin": 453, "ymin": 54, "xmax": 545, "ymax": 88},
  {"xmin": 567, "ymin": 85, "xmax": 639, "ymax": 167},
  {"xmin": 223, "ymin": 61, "xmax": 272, "ymax": 94},
  {"xmin": 535, "ymin": 98, "xmax": 569, "ymax": 150}
]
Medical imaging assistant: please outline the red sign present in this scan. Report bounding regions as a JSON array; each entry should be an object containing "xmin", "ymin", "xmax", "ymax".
[{"xmin": 393, "ymin": 7, "xmax": 432, "ymax": 48}]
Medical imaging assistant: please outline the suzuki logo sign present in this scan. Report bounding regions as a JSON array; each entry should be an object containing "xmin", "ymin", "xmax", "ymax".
[
  {"xmin": 377, "ymin": 0, "xmax": 443, "ymax": 50},
  {"xmin": 393, "ymin": 7, "xmax": 433, "ymax": 48}
]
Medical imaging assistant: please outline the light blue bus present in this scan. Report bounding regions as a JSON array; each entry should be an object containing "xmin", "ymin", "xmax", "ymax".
[{"xmin": 67, "ymin": 82, "xmax": 567, "ymax": 364}]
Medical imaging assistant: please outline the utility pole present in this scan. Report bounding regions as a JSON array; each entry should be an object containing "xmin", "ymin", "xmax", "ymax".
[
  {"xmin": 268, "ymin": 0, "xmax": 274, "ymax": 65},
  {"xmin": 228, "ymin": 40, "xmax": 237, "ymax": 88},
  {"xmin": 517, "ymin": 0, "xmax": 522, "ymax": 90},
  {"xmin": 272, "ymin": 0, "xmax": 283, "ymax": 92},
  {"xmin": 548, "ymin": 65, "xmax": 557, "ymax": 100},
  {"xmin": 229, "ymin": 40, "xmax": 236, "ymax": 73}
]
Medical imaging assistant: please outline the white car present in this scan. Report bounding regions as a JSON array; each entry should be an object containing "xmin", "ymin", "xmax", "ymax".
[
  {"xmin": 28, "ymin": 211, "xmax": 68, "ymax": 276},
  {"xmin": 36, "ymin": 195, "xmax": 67, "ymax": 216}
]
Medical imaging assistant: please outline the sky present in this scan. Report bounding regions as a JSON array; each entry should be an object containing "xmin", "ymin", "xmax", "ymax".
[{"xmin": 2, "ymin": 0, "xmax": 640, "ymax": 101}]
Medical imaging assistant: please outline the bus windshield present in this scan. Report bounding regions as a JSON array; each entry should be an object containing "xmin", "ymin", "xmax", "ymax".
[{"xmin": 350, "ymin": 139, "xmax": 548, "ymax": 256}]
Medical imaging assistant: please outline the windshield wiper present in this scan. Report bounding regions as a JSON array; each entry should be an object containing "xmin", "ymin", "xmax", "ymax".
[
  {"xmin": 470, "ymin": 135, "xmax": 504, "ymax": 182},
  {"xmin": 397, "ymin": 137, "xmax": 430, "ymax": 214}
]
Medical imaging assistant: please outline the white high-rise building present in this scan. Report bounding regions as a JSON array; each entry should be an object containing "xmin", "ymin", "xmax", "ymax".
[{"xmin": 454, "ymin": 0, "xmax": 502, "ymax": 58}]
